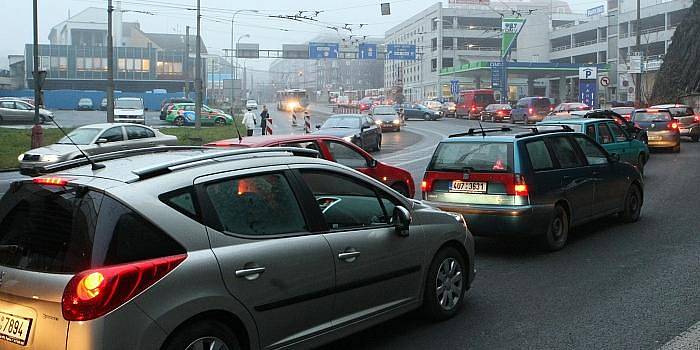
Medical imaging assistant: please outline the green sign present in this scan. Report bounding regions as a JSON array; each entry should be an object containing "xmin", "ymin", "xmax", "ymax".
[{"xmin": 501, "ymin": 18, "xmax": 526, "ymax": 57}]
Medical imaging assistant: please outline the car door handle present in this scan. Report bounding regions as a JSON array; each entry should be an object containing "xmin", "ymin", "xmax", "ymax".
[
  {"xmin": 235, "ymin": 267, "xmax": 266, "ymax": 280},
  {"xmin": 338, "ymin": 251, "xmax": 361, "ymax": 262}
]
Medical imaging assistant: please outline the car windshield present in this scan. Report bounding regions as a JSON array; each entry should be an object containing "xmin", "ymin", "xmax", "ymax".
[
  {"xmin": 115, "ymin": 99, "xmax": 143, "ymax": 109},
  {"xmin": 372, "ymin": 106, "xmax": 395, "ymax": 114},
  {"xmin": 79, "ymin": 98, "xmax": 92, "ymax": 104},
  {"xmin": 429, "ymin": 142, "xmax": 513, "ymax": 173},
  {"xmin": 322, "ymin": 116, "xmax": 360, "ymax": 129},
  {"xmin": 634, "ymin": 112, "xmax": 672, "ymax": 122},
  {"xmin": 613, "ymin": 107, "xmax": 634, "ymax": 115},
  {"xmin": 58, "ymin": 128, "xmax": 101, "ymax": 145}
]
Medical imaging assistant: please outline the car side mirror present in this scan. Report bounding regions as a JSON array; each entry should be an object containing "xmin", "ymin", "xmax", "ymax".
[
  {"xmin": 367, "ymin": 158, "xmax": 377, "ymax": 168},
  {"xmin": 95, "ymin": 138, "xmax": 108, "ymax": 145},
  {"xmin": 393, "ymin": 206, "xmax": 411, "ymax": 236},
  {"xmin": 609, "ymin": 153, "xmax": 620, "ymax": 163},
  {"xmin": 315, "ymin": 124, "xmax": 321, "ymax": 129}
]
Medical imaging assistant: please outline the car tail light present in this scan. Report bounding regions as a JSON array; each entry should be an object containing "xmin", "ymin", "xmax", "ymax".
[
  {"xmin": 694, "ymin": 116, "xmax": 699, "ymax": 123},
  {"xmin": 505, "ymin": 174, "xmax": 529, "ymax": 197},
  {"xmin": 668, "ymin": 121, "xmax": 679, "ymax": 130},
  {"xmin": 62, "ymin": 254, "xmax": 186, "ymax": 321},
  {"xmin": 421, "ymin": 180, "xmax": 429, "ymax": 192},
  {"xmin": 497, "ymin": 110, "xmax": 504, "ymax": 116},
  {"xmin": 33, "ymin": 177, "xmax": 70, "ymax": 186},
  {"xmin": 471, "ymin": 105, "xmax": 477, "ymax": 112},
  {"xmin": 528, "ymin": 108, "xmax": 534, "ymax": 114}
]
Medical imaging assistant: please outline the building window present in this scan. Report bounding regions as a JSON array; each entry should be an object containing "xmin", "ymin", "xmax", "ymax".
[
  {"xmin": 431, "ymin": 38, "xmax": 437, "ymax": 51},
  {"xmin": 443, "ymin": 58, "xmax": 453, "ymax": 68},
  {"xmin": 431, "ymin": 58, "xmax": 437, "ymax": 72},
  {"xmin": 432, "ymin": 17, "xmax": 438, "ymax": 31}
]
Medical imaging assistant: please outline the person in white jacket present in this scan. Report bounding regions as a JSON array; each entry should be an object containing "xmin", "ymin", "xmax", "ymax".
[{"xmin": 242, "ymin": 108, "xmax": 257, "ymax": 136}]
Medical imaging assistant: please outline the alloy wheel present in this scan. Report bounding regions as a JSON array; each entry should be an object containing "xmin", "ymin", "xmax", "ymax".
[
  {"xmin": 185, "ymin": 336, "xmax": 230, "ymax": 350},
  {"xmin": 435, "ymin": 258, "xmax": 463, "ymax": 311}
]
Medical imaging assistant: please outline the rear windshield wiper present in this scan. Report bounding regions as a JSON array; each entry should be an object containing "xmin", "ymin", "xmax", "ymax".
[{"xmin": 0, "ymin": 245, "xmax": 22, "ymax": 254}]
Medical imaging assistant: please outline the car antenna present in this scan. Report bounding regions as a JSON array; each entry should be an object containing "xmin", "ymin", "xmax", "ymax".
[
  {"xmin": 47, "ymin": 117, "xmax": 105, "ymax": 170},
  {"xmin": 477, "ymin": 119, "xmax": 486, "ymax": 137},
  {"xmin": 234, "ymin": 114, "xmax": 243, "ymax": 143}
]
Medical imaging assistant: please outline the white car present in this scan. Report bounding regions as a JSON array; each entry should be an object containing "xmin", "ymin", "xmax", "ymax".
[
  {"xmin": 246, "ymin": 99, "xmax": 258, "ymax": 110},
  {"xmin": 114, "ymin": 97, "xmax": 146, "ymax": 124}
]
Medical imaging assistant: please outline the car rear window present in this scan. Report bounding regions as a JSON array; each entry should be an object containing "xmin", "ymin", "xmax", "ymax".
[
  {"xmin": 634, "ymin": 112, "xmax": 672, "ymax": 122},
  {"xmin": 532, "ymin": 99, "xmax": 551, "ymax": 109},
  {"xmin": 667, "ymin": 107, "xmax": 694, "ymax": 117},
  {"xmin": 0, "ymin": 182, "xmax": 185, "ymax": 273},
  {"xmin": 429, "ymin": 142, "xmax": 513, "ymax": 173},
  {"xmin": 474, "ymin": 94, "xmax": 496, "ymax": 106}
]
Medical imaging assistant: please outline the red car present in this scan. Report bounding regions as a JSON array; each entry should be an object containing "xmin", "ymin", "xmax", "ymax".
[
  {"xmin": 206, "ymin": 135, "xmax": 416, "ymax": 197},
  {"xmin": 358, "ymin": 97, "xmax": 375, "ymax": 112}
]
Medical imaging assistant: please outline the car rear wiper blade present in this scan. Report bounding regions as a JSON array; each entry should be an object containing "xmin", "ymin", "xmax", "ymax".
[{"xmin": 0, "ymin": 245, "xmax": 22, "ymax": 254}]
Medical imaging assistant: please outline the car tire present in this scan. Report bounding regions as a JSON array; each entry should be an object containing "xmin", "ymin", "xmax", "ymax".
[
  {"xmin": 174, "ymin": 116, "xmax": 185, "ymax": 127},
  {"xmin": 163, "ymin": 320, "xmax": 241, "ymax": 350},
  {"xmin": 421, "ymin": 246, "xmax": 467, "ymax": 321},
  {"xmin": 214, "ymin": 117, "xmax": 226, "ymax": 127},
  {"xmin": 540, "ymin": 205, "xmax": 569, "ymax": 251},
  {"xmin": 692, "ymin": 134, "xmax": 699, "ymax": 142},
  {"xmin": 673, "ymin": 144, "xmax": 681, "ymax": 153},
  {"xmin": 423, "ymin": 113, "xmax": 430, "ymax": 121},
  {"xmin": 619, "ymin": 184, "xmax": 642, "ymax": 223},
  {"xmin": 38, "ymin": 115, "xmax": 46, "ymax": 124},
  {"xmin": 390, "ymin": 182, "xmax": 410, "ymax": 197}
]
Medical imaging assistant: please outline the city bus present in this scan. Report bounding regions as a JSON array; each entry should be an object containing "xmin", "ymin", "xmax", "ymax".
[{"xmin": 276, "ymin": 89, "xmax": 309, "ymax": 111}]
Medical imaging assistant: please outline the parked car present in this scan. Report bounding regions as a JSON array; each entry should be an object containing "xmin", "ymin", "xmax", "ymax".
[
  {"xmin": 0, "ymin": 147, "xmax": 475, "ymax": 350},
  {"xmin": 358, "ymin": 97, "xmax": 375, "ymax": 112},
  {"xmin": 17, "ymin": 123, "xmax": 177, "ymax": 171},
  {"xmin": 456, "ymin": 89, "xmax": 496, "ymax": 119},
  {"xmin": 114, "ymin": 97, "xmax": 146, "ymax": 124},
  {"xmin": 336, "ymin": 95, "xmax": 351, "ymax": 107},
  {"xmin": 612, "ymin": 107, "xmax": 635, "ymax": 121},
  {"xmin": 0, "ymin": 96, "xmax": 35, "ymax": 106},
  {"xmin": 538, "ymin": 118, "xmax": 650, "ymax": 173},
  {"xmin": 246, "ymin": 99, "xmax": 259, "ymax": 110},
  {"xmin": 207, "ymin": 134, "xmax": 415, "ymax": 197},
  {"xmin": 422, "ymin": 126, "xmax": 644, "ymax": 251},
  {"xmin": 76, "ymin": 98, "xmax": 94, "ymax": 111},
  {"xmin": 314, "ymin": 114, "xmax": 382, "ymax": 152},
  {"xmin": 395, "ymin": 103, "xmax": 443, "ymax": 121},
  {"xmin": 369, "ymin": 105, "xmax": 401, "ymax": 132},
  {"xmin": 100, "ymin": 97, "xmax": 108, "ymax": 111},
  {"xmin": 631, "ymin": 108, "xmax": 681, "ymax": 152},
  {"xmin": 0, "ymin": 98, "xmax": 53, "ymax": 124},
  {"xmin": 550, "ymin": 103, "xmax": 591, "ymax": 116},
  {"xmin": 480, "ymin": 103, "xmax": 512, "ymax": 122},
  {"xmin": 442, "ymin": 101, "xmax": 457, "ymax": 118},
  {"xmin": 165, "ymin": 102, "xmax": 234, "ymax": 126},
  {"xmin": 160, "ymin": 97, "xmax": 193, "ymax": 120},
  {"xmin": 422, "ymin": 100, "xmax": 443, "ymax": 112},
  {"xmin": 649, "ymin": 104, "xmax": 699, "ymax": 142},
  {"xmin": 511, "ymin": 97, "xmax": 553, "ymax": 124}
]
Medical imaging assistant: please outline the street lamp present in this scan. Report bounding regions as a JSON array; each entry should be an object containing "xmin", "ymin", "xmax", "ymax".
[
  {"xmin": 230, "ymin": 10, "xmax": 258, "ymax": 111},
  {"xmin": 236, "ymin": 34, "xmax": 251, "ymax": 103}
]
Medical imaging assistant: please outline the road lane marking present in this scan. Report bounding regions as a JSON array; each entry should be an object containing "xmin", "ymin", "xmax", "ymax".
[{"xmin": 660, "ymin": 321, "xmax": 700, "ymax": 350}]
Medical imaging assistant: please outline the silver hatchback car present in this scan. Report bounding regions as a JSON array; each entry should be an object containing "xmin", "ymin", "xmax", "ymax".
[{"xmin": 0, "ymin": 147, "xmax": 475, "ymax": 350}]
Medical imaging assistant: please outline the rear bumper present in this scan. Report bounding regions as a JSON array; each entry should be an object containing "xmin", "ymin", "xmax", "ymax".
[
  {"xmin": 114, "ymin": 117, "xmax": 145, "ymax": 124},
  {"xmin": 647, "ymin": 131, "xmax": 680, "ymax": 148},
  {"xmin": 679, "ymin": 125, "xmax": 699, "ymax": 137},
  {"xmin": 423, "ymin": 200, "xmax": 552, "ymax": 237}
]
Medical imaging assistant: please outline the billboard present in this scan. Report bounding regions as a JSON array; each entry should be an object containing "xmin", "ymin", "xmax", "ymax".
[
  {"xmin": 386, "ymin": 44, "xmax": 417, "ymax": 60},
  {"xmin": 501, "ymin": 18, "xmax": 525, "ymax": 57},
  {"xmin": 586, "ymin": 5, "xmax": 605, "ymax": 17}
]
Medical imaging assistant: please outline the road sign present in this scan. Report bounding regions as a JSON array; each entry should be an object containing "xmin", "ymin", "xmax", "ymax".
[
  {"xmin": 600, "ymin": 76, "xmax": 610, "ymax": 87},
  {"xmin": 387, "ymin": 44, "xmax": 417, "ymax": 60},
  {"xmin": 359, "ymin": 43, "xmax": 377, "ymax": 59},
  {"xmin": 450, "ymin": 80, "xmax": 460, "ymax": 97},
  {"xmin": 586, "ymin": 5, "xmax": 605, "ymax": 17},
  {"xmin": 309, "ymin": 42, "xmax": 339, "ymax": 59},
  {"xmin": 580, "ymin": 80, "xmax": 598, "ymax": 108},
  {"xmin": 579, "ymin": 67, "xmax": 597, "ymax": 80},
  {"xmin": 490, "ymin": 61, "xmax": 504, "ymax": 89},
  {"xmin": 380, "ymin": 3, "xmax": 391, "ymax": 15}
]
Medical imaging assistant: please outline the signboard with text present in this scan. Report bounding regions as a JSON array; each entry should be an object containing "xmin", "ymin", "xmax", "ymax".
[
  {"xmin": 580, "ymin": 80, "xmax": 598, "ymax": 108},
  {"xmin": 359, "ymin": 43, "xmax": 377, "ymax": 59},
  {"xmin": 586, "ymin": 5, "xmax": 605, "ymax": 17},
  {"xmin": 501, "ymin": 18, "xmax": 525, "ymax": 56},
  {"xmin": 309, "ymin": 42, "xmax": 339, "ymax": 59},
  {"xmin": 579, "ymin": 67, "xmax": 597, "ymax": 80},
  {"xmin": 386, "ymin": 44, "xmax": 417, "ymax": 60}
]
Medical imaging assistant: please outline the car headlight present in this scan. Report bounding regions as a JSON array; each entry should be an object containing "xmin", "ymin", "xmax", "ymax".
[
  {"xmin": 17, "ymin": 154, "xmax": 24, "ymax": 162},
  {"xmin": 39, "ymin": 154, "xmax": 60, "ymax": 163},
  {"xmin": 375, "ymin": 120, "xmax": 382, "ymax": 125},
  {"xmin": 393, "ymin": 119, "xmax": 400, "ymax": 124}
]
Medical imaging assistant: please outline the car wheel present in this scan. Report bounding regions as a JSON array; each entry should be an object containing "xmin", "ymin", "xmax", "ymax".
[
  {"xmin": 619, "ymin": 184, "xmax": 642, "ymax": 223},
  {"xmin": 174, "ymin": 116, "xmax": 185, "ymax": 127},
  {"xmin": 692, "ymin": 134, "xmax": 699, "ymax": 142},
  {"xmin": 540, "ymin": 205, "xmax": 569, "ymax": 251},
  {"xmin": 390, "ymin": 183, "xmax": 410, "ymax": 197},
  {"xmin": 39, "ymin": 115, "xmax": 46, "ymax": 124},
  {"xmin": 423, "ymin": 113, "xmax": 430, "ymax": 121},
  {"xmin": 421, "ymin": 246, "xmax": 466, "ymax": 321},
  {"xmin": 163, "ymin": 320, "xmax": 241, "ymax": 350},
  {"xmin": 673, "ymin": 144, "xmax": 681, "ymax": 153},
  {"xmin": 214, "ymin": 117, "xmax": 226, "ymax": 127}
]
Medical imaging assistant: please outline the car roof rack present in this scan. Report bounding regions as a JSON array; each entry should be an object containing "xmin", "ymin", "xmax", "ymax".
[
  {"xmin": 449, "ymin": 127, "xmax": 512, "ymax": 138},
  {"xmin": 513, "ymin": 125, "xmax": 574, "ymax": 138},
  {"xmin": 132, "ymin": 147, "xmax": 319, "ymax": 180}
]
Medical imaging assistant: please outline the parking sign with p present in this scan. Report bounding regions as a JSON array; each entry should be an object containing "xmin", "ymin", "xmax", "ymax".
[{"xmin": 579, "ymin": 67, "xmax": 597, "ymax": 80}]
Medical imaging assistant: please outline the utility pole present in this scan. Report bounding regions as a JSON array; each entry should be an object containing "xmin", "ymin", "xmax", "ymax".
[
  {"xmin": 184, "ymin": 25, "xmax": 190, "ymax": 97},
  {"xmin": 635, "ymin": 0, "xmax": 642, "ymax": 107},
  {"xmin": 31, "ymin": 0, "xmax": 43, "ymax": 149},
  {"xmin": 230, "ymin": 17, "xmax": 235, "ymax": 113},
  {"xmin": 107, "ymin": 0, "xmax": 115, "ymax": 122},
  {"xmin": 195, "ymin": 0, "xmax": 202, "ymax": 129}
]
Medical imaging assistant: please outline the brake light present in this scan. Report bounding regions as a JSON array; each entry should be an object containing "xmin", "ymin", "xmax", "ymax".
[
  {"xmin": 471, "ymin": 105, "xmax": 477, "ymax": 112},
  {"xmin": 668, "ymin": 121, "xmax": 679, "ymax": 130},
  {"xmin": 62, "ymin": 254, "xmax": 186, "ymax": 321},
  {"xmin": 497, "ymin": 110, "xmax": 504, "ymax": 115},
  {"xmin": 550, "ymin": 106, "xmax": 554, "ymax": 111},
  {"xmin": 694, "ymin": 116, "xmax": 699, "ymax": 123},
  {"xmin": 514, "ymin": 184, "xmax": 529, "ymax": 196},
  {"xmin": 421, "ymin": 180, "xmax": 429, "ymax": 192},
  {"xmin": 33, "ymin": 177, "xmax": 69, "ymax": 186},
  {"xmin": 508, "ymin": 174, "xmax": 529, "ymax": 197},
  {"xmin": 529, "ymin": 108, "xmax": 534, "ymax": 114}
]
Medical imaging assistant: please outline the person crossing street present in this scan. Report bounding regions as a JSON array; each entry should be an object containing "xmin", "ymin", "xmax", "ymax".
[
  {"xmin": 260, "ymin": 105, "xmax": 269, "ymax": 135},
  {"xmin": 242, "ymin": 108, "xmax": 257, "ymax": 137}
]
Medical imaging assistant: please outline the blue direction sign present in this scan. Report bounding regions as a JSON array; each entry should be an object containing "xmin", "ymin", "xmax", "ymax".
[
  {"xmin": 359, "ymin": 43, "xmax": 377, "ymax": 59},
  {"xmin": 309, "ymin": 42, "xmax": 339, "ymax": 59},
  {"xmin": 450, "ymin": 80, "xmax": 460, "ymax": 97},
  {"xmin": 387, "ymin": 44, "xmax": 416, "ymax": 60},
  {"xmin": 579, "ymin": 80, "xmax": 598, "ymax": 108}
]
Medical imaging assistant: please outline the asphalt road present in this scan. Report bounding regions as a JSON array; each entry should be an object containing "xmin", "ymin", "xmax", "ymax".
[{"xmin": 317, "ymin": 118, "xmax": 700, "ymax": 349}]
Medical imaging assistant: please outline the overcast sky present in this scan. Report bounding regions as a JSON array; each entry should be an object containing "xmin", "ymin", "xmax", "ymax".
[{"xmin": 0, "ymin": 0, "xmax": 599, "ymax": 69}]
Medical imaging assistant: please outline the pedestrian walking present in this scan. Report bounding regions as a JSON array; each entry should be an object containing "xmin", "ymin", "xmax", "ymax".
[
  {"xmin": 260, "ymin": 105, "xmax": 269, "ymax": 135},
  {"xmin": 242, "ymin": 108, "xmax": 257, "ymax": 137},
  {"xmin": 399, "ymin": 108, "xmax": 406, "ymax": 126}
]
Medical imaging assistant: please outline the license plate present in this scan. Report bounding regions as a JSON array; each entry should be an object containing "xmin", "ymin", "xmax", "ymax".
[
  {"xmin": 648, "ymin": 135, "xmax": 662, "ymax": 141},
  {"xmin": 450, "ymin": 180, "xmax": 487, "ymax": 194},
  {"xmin": 0, "ymin": 311, "xmax": 32, "ymax": 346}
]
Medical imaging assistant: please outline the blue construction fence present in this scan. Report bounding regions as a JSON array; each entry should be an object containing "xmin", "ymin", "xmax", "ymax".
[{"xmin": 0, "ymin": 89, "xmax": 201, "ymax": 111}]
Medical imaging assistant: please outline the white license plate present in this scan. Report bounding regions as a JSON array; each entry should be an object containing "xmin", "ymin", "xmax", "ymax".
[
  {"xmin": 450, "ymin": 180, "xmax": 487, "ymax": 194},
  {"xmin": 648, "ymin": 136, "xmax": 662, "ymax": 141},
  {"xmin": 0, "ymin": 312, "xmax": 32, "ymax": 346}
]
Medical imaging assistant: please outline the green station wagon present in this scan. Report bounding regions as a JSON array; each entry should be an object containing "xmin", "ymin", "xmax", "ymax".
[
  {"xmin": 165, "ymin": 103, "xmax": 234, "ymax": 126},
  {"xmin": 538, "ymin": 118, "xmax": 649, "ymax": 173}
]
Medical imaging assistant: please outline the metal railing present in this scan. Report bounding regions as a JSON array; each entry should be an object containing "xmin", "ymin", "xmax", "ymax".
[
  {"xmin": 551, "ymin": 44, "xmax": 572, "ymax": 52},
  {"xmin": 574, "ymin": 39, "xmax": 599, "ymax": 48}
]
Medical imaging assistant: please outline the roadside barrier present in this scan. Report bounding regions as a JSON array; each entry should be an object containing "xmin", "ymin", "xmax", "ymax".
[
  {"xmin": 292, "ymin": 112, "xmax": 298, "ymax": 127},
  {"xmin": 332, "ymin": 106, "xmax": 361, "ymax": 114},
  {"xmin": 304, "ymin": 112, "xmax": 311, "ymax": 134},
  {"xmin": 266, "ymin": 117, "xmax": 273, "ymax": 135}
]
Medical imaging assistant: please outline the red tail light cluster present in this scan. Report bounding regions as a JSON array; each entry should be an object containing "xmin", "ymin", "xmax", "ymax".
[
  {"xmin": 668, "ymin": 121, "xmax": 679, "ymax": 130},
  {"xmin": 507, "ymin": 174, "xmax": 529, "ymax": 197},
  {"xmin": 62, "ymin": 254, "xmax": 186, "ymax": 321},
  {"xmin": 528, "ymin": 108, "xmax": 534, "ymax": 114},
  {"xmin": 33, "ymin": 177, "xmax": 70, "ymax": 186},
  {"xmin": 694, "ymin": 116, "xmax": 699, "ymax": 123}
]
